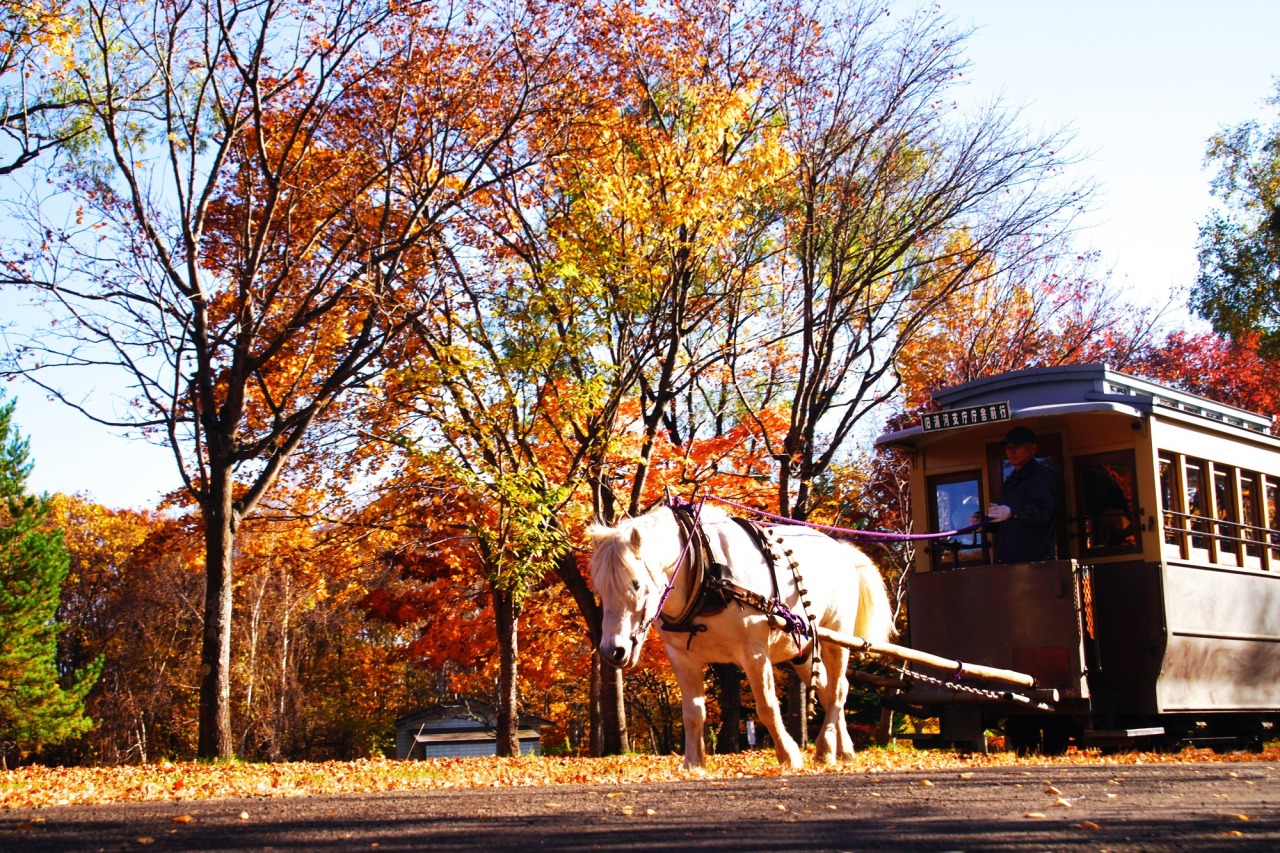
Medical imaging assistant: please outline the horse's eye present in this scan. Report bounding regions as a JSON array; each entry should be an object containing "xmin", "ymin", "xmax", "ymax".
[{"xmin": 631, "ymin": 580, "xmax": 641, "ymax": 591}]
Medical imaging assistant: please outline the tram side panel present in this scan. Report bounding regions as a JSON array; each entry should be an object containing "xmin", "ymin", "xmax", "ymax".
[
  {"xmin": 905, "ymin": 560, "xmax": 1090, "ymax": 710},
  {"xmin": 911, "ymin": 560, "xmax": 1280, "ymax": 723},
  {"xmin": 1157, "ymin": 563, "xmax": 1280, "ymax": 713}
]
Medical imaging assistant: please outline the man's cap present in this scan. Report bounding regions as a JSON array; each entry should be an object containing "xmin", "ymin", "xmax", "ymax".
[{"xmin": 1001, "ymin": 426, "xmax": 1038, "ymax": 447}]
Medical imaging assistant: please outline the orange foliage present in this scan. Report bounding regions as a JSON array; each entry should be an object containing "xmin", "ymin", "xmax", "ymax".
[
  {"xmin": 5, "ymin": 745, "xmax": 1280, "ymax": 809},
  {"xmin": 897, "ymin": 252, "xmax": 1156, "ymax": 412}
]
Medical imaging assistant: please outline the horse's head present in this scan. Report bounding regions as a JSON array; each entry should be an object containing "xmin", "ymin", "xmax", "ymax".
[{"xmin": 588, "ymin": 513, "xmax": 673, "ymax": 669}]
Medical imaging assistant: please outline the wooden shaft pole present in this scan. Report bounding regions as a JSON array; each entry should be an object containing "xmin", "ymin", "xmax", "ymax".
[{"xmin": 774, "ymin": 618, "xmax": 1039, "ymax": 689}]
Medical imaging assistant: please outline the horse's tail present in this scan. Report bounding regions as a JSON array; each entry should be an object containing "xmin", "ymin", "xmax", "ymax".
[{"xmin": 853, "ymin": 552, "xmax": 897, "ymax": 643}]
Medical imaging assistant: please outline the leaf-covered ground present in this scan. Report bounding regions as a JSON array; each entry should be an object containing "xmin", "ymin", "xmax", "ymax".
[{"xmin": 4, "ymin": 744, "xmax": 1279, "ymax": 810}]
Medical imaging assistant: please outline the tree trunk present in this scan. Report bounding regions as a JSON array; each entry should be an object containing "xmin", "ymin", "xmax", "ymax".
[
  {"xmin": 492, "ymin": 586, "xmax": 521, "ymax": 757},
  {"xmin": 276, "ymin": 568, "xmax": 292, "ymax": 761},
  {"xmin": 876, "ymin": 707, "xmax": 895, "ymax": 747},
  {"xmin": 601, "ymin": 662, "xmax": 629, "ymax": 755},
  {"xmin": 589, "ymin": 651, "xmax": 604, "ymax": 756},
  {"xmin": 197, "ymin": 472, "xmax": 237, "ymax": 760},
  {"xmin": 551, "ymin": 547, "xmax": 628, "ymax": 756},
  {"xmin": 712, "ymin": 663, "xmax": 742, "ymax": 753}
]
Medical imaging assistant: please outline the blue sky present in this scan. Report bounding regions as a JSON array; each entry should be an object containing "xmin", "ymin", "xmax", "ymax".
[
  {"xmin": 939, "ymin": 0, "xmax": 1280, "ymax": 306},
  {"xmin": 7, "ymin": 0, "xmax": 1280, "ymax": 509}
]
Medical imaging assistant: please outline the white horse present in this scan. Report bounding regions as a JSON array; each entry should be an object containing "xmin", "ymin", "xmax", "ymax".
[{"xmin": 589, "ymin": 502, "xmax": 894, "ymax": 770}]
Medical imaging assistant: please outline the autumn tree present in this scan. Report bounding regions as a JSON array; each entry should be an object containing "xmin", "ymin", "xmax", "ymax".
[
  {"xmin": 466, "ymin": 0, "xmax": 801, "ymax": 753},
  {"xmin": 551, "ymin": 1, "xmax": 796, "ymax": 518},
  {"xmin": 48, "ymin": 486, "xmax": 433, "ymax": 764},
  {"xmin": 1, "ymin": 0, "xmax": 564, "ymax": 759},
  {"xmin": 894, "ymin": 247, "xmax": 1161, "ymax": 412},
  {"xmin": 1193, "ymin": 79, "xmax": 1280, "ymax": 359},
  {"xmin": 751, "ymin": 2, "xmax": 1095, "ymax": 521},
  {"xmin": 0, "ymin": 395, "xmax": 99, "ymax": 768},
  {"xmin": 51, "ymin": 499, "xmax": 202, "ymax": 764},
  {"xmin": 346, "ymin": 461, "xmax": 594, "ymax": 757},
  {"xmin": 226, "ymin": 495, "xmax": 433, "ymax": 761},
  {"xmin": 0, "ymin": 0, "xmax": 86, "ymax": 174},
  {"xmin": 344, "ymin": 0, "xmax": 768, "ymax": 755},
  {"xmin": 352, "ymin": 449, "xmax": 575, "ymax": 757}
]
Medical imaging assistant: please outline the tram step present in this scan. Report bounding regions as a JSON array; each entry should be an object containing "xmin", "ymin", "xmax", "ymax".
[{"xmin": 1083, "ymin": 727, "xmax": 1165, "ymax": 748}]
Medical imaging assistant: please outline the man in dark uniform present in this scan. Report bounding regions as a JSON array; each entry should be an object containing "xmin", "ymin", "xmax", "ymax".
[{"xmin": 982, "ymin": 426, "xmax": 1059, "ymax": 563}]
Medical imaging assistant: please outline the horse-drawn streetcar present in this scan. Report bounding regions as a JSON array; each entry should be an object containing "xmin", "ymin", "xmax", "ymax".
[{"xmin": 876, "ymin": 364, "xmax": 1280, "ymax": 754}]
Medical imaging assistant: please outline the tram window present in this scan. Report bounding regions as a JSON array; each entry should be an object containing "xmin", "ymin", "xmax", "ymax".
[
  {"xmin": 1268, "ymin": 478, "xmax": 1280, "ymax": 563},
  {"xmin": 1213, "ymin": 464, "xmax": 1239, "ymax": 562},
  {"xmin": 1240, "ymin": 472, "xmax": 1262, "ymax": 560},
  {"xmin": 1160, "ymin": 454, "xmax": 1179, "ymax": 547},
  {"xmin": 1184, "ymin": 459, "xmax": 1210, "ymax": 550},
  {"xmin": 1157, "ymin": 450, "xmax": 1280, "ymax": 568},
  {"xmin": 927, "ymin": 472, "xmax": 985, "ymax": 569},
  {"xmin": 1076, "ymin": 451, "xmax": 1140, "ymax": 554}
]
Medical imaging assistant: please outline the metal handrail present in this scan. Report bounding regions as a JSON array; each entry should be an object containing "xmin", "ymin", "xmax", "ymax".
[{"xmin": 1161, "ymin": 509, "xmax": 1280, "ymax": 552}]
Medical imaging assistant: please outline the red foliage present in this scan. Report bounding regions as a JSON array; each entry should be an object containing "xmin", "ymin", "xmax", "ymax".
[{"xmin": 1133, "ymin": 330, "xmax": 1280, "ymax": 432}]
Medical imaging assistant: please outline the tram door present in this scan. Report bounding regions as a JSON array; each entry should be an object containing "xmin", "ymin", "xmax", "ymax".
[{"xmin": 983, "ymin": 432, "xmax": 1067, "ymax": 562}]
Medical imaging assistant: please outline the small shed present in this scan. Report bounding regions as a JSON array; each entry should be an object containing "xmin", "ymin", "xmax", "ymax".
[{"xmin": 394, "ymin": 704, "xmax": 554, "ymax": 759}]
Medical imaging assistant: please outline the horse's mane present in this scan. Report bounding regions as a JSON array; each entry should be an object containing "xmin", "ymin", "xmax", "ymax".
[{"xmin": 588, "ymin": 512, "xmax": 654, "ymax": 604}]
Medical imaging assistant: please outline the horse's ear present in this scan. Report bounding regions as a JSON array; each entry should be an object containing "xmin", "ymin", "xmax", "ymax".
[{"xmin": 629, "ymin": 528, "xmax": 642, "ymax": 553}]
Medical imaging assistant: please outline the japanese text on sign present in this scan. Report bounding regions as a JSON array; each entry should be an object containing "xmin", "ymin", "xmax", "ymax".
[{"xmin": 920, "ymin": 402, "xmax": 1011, "ymax": 432}]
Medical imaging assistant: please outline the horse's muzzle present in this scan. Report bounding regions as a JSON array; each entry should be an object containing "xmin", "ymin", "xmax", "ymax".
[{"xmin": 600, "ymin": 640, "xmax": 638, "ymax": 669}]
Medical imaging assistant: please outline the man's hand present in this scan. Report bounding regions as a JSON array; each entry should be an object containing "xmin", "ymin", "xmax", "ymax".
[{"xmin": 986, "ymin": 503, "xmax": 1012, "ymax": 523}]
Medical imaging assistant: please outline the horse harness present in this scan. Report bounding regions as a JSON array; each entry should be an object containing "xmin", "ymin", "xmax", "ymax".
[{"xmin": 661, "ymin": 506, "xmax": 812, "ymax": 657}]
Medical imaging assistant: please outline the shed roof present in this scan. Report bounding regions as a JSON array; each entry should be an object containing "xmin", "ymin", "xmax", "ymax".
[{"xmin": 394, "ymin": 704, "xmax": 554, "ymax": 732}]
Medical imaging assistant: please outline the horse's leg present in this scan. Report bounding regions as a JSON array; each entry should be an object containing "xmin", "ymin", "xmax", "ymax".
[
  {"xmin": 742, "ymin": 653, "xmax": 804, "ymax": 770},
  {"xmin": 666, "ymin": 652, "xmax": 709, "ymax": 770},
  {"xmin": 812, "ymin": 642, "xmax": 854, "ymax": 764}
]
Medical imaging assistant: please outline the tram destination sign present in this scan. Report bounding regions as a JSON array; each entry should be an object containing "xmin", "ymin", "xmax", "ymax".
[{"xmin": 920, "ymin": 402, "xmax": 1011, "ymax": 433}]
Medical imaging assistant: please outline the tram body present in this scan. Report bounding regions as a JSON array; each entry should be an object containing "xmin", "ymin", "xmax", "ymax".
[{"xmin": 876, "ymin": 364, "xmax": 1280, "ymax": 752}]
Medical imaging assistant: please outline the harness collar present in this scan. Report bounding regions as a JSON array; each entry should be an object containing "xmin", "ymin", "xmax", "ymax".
[
  {"xmin": 655, "ymin": 505, "xmax": 811, "ymax": 655},
  {"xmin": 659, "ymin": 505, "xmax": 727, "ymax": 630}
]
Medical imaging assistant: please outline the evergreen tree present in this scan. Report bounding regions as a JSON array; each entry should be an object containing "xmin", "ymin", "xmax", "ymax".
[{"xmin": 0, "ymin": 394, "xmax": 100, "ymax": 768}]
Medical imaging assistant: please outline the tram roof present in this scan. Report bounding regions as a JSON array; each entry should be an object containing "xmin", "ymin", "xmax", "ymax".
[{"xmin": 875, "ymin": 363, "xmax": 1278, "ymax": 450}]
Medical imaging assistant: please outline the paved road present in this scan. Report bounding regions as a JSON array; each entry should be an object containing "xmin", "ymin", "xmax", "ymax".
[{"xmin": 3, "ymin": 761, "xmax": 1278, "ymax": 851}]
